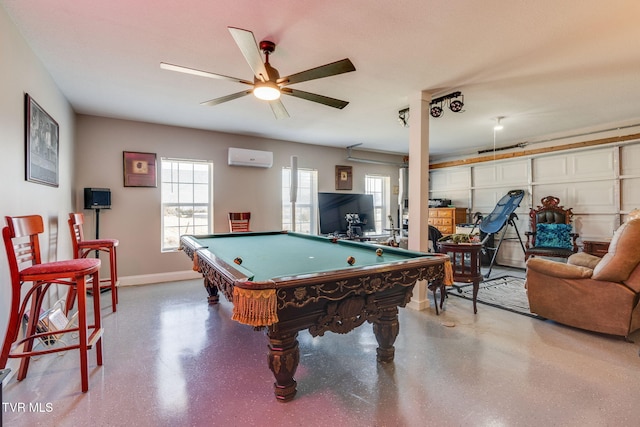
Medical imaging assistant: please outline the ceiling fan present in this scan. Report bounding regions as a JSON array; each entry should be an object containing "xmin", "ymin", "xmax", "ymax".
[{"xmin": 160, "ymin": 27, "xmax": 356, "ymax": 119}]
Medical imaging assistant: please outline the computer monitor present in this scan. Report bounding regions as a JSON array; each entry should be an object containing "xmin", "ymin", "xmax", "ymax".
[{"xmin": 318, "ymin": 192, "xmax": 376, "ymax": 235}]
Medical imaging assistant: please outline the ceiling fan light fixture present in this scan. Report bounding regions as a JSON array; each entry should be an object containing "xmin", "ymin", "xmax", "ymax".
[
  {"xmin": 163, "ymin": 28, "xmax": 354, "ymax": 118},
  {"xmin": 253, "ymin": 81, "xmax": 281, "ymax": 101}
]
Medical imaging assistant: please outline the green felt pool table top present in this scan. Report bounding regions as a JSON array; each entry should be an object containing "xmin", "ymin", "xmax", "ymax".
[{"xmin": 182, "ymin": 231, "xmax": 442, "ymax": 282}]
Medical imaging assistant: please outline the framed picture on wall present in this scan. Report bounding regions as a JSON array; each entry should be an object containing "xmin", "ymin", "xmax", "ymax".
[
  {"xmin": 25, "ymin": 93, "xmax": 59, "ymax": 187},
  {"xmin": 123, "ymin": 151, "xmax": 157, "ymax": 187},
  {"xmin": 335, "ymin": 165, "xmax": 352, "ymax": 190}
]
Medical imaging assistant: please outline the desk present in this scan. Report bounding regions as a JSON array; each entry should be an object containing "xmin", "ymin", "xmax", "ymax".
[
  {"xmin": 180, "ymin": 231, "xmax": 449, "ymax": 402},
  {"xmin": 438, "ymin": 242, "xmax": 483, "ymax": 313}
]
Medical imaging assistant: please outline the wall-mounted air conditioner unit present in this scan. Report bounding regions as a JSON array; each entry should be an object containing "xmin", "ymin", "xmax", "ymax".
[{"xmin": 228, "ymin": 147, "xmax": 273, "ymax": 168}]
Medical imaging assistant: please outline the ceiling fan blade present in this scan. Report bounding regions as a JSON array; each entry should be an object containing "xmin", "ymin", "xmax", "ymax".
[
  {"xmin": 200, "ymin": 90, "xmax": 253, "ymax": 106},
  {"xmin": 281, "ymin": 88, "xmax": 349, "ymax": 109},
  {"xmin": 278, "ymin": 59, "xmax": 355, "ymax": 86},
  {"xmin": 160, "ymin": 62, "xmax": 253, "ymax": 85},
  {"xmin": 269, "ymin": 99, "xmax": 289, "ymax": 119},
  {"xmin": 228, "ymin": 27, "xmax": 269, "ymax": 81}
]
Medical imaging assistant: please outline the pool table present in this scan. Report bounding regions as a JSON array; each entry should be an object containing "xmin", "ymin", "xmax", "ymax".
[{"xmin": 180, "ymin": 231, "xmax": 450, "ymax": 402}]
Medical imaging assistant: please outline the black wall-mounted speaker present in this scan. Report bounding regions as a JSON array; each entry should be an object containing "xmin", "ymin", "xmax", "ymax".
[{"xmin": 84, "ymin": 188, "xmax": 111, "ymax": 209}]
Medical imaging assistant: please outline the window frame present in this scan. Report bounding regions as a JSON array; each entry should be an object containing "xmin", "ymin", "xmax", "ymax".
[
  {"xmin": 160, "ymin": 157, "xmax": 213, "ymax": 252},
  {"xmin": 365, "ymin": 174, "xmax": 391, "ymax": 235},
  {"xmin": 282, "ymin": 167, "xmax": 318, "ymax": 235}
]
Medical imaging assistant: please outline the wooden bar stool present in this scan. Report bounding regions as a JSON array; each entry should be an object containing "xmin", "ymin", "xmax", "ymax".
[
  {"xmin": 1, "ymin": 215, "xmax": 104, "ymax": 392},
  {"xmin": 68, "ymin": 213, "xmax": 119, "ymax": 313},
  {"xmin": 228, "ymin": 212, "xmax": 251, "ymax": 232}
]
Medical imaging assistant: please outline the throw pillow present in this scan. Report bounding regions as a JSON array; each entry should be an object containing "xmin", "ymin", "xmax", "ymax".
[{"xmin": 535, "ymin": 223, "xmax": 573, "ymax": 249}]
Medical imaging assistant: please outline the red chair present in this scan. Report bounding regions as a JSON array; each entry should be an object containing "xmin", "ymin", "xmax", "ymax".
[
  {"xmin": 228, "ymin": 212, "xmax": 251, "ymax": 232},
  {"xmin": 1, "ymin": 215, "xmax": 104, "ymax": 392},
  {"xmin": 68, "ymin": 213, "xmax": 119, "ymax": 313}
]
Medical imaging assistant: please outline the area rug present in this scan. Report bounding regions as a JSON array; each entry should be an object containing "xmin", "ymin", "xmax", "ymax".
[{"xmin": 448, "ymin": 275, "xmax": 542, "ymax": 319}]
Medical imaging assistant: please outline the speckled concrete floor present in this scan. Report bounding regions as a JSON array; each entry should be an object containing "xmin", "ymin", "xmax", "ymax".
[{"xmin": 3, "ymin": 269, "xmax": 640, "ymax": 427}]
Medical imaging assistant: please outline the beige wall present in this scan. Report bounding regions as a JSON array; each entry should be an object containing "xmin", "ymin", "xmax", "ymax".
[
  {"xmin": 74, "ymin": 115, "xmax": 403, "ymax": 280},
  {"xmin": 0, "ymin": 7, "xmax": 77, "ymax": 360}
]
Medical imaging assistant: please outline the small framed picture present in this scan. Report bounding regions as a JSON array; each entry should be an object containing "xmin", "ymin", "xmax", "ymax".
[
  {"xmin": 335, "ymin": 165, "xmax": 352, "ymax": 190},
  {"xmin": 25, "ymin": 94, "xmax": 59, "ymax": 187},
  {"xmin": 123, "ymin": 151, "xmax": 157, "ymax": 187}
]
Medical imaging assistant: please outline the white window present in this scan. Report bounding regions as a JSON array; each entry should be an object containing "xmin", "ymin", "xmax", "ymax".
[
  {"xmin": 161, "ymin": 158, "xmax": 213, "ymax": 251},
  {"xmin": 282, "ymin": 167, "xmax": 318, "ymax": 234},
  {"xmin": 365, "ymin": 174, "xmax": 391, "ymax": 234}
]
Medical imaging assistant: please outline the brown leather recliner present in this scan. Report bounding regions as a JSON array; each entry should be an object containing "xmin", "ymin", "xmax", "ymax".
[{"xmin": 525, "ymin": 217, "xmax": 640, "ymax": 338}]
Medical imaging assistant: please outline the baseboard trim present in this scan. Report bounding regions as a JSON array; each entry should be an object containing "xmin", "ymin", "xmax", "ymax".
[{"xmin": 119, "ymin": 270, "xmax": 201, "ymax": 287}]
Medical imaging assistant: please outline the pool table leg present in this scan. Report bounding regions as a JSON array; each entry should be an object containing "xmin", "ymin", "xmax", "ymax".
[
  {"xmin": 203, "ymin": 278, "xmax": 219, "ymax": 304},
  {"xmin": 267, "ymin": 332, "xmax": 299, "ymax": 402},
  {"xmin": 372, "ymin": 306, "xmax": 400, "ymax": 363}
]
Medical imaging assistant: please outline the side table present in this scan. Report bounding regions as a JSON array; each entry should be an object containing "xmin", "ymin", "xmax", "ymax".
[
  {"xmin": 582, "ymin": 240, "xmax": 610, "ymax": 257},
  {"xmin": 439, "ymin": 242, "xmax": 483, "ymax": 313}
]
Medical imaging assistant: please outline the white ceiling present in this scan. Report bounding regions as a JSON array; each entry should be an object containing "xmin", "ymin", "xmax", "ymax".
[{"xmin": 3, "ymin": 0, "xmax": 640, "ymax": 159}]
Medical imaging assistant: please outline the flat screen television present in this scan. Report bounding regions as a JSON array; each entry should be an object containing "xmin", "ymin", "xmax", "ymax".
[{"xmin": 318, "ymin": 192, "xmax": 376, "ymax": 235}]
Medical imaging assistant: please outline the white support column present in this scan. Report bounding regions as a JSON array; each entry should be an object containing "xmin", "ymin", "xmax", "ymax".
[{"xmin": 406, "ymin": 90, "xmax": 432, "ymax": 311}]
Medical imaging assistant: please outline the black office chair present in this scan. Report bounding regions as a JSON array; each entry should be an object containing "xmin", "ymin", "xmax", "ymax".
[{"xmin": 428, "ymin": 225, "xmax": 443, "ymax": 253}]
